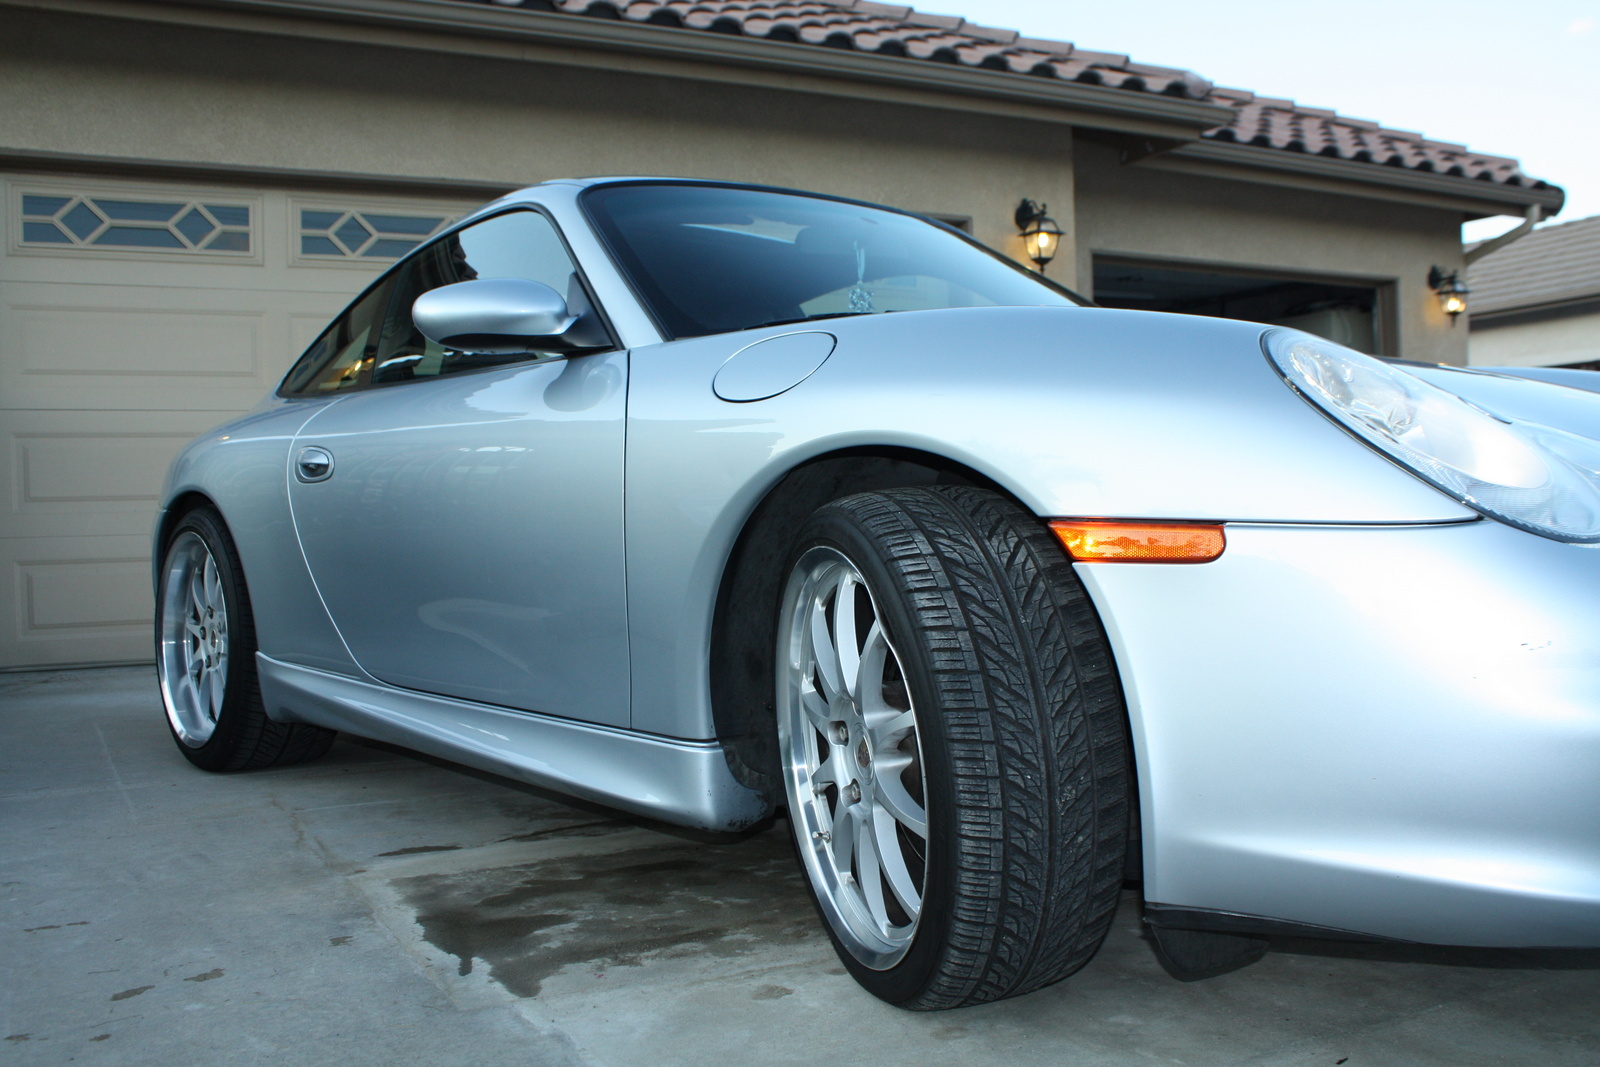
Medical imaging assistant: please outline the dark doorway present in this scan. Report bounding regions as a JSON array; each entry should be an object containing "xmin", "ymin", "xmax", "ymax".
[{"xmin": 1093, "ymin": 258, "xmax": 1386, "ymax": 354}]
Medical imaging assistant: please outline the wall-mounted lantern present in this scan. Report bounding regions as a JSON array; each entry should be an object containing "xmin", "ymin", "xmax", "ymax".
[
  {"xmin": 1014, "ymin": 199, "xmax": 1062, "ymax": 273},
  {"xmin": 1428, "ymin": 266, "xmax": 1470, "ymax": 323}
]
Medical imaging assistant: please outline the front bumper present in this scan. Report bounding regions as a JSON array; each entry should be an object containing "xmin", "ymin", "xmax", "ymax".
[{"xmin": 1079, "ymin": 517, "xmax": 1600, "ymax": 947}]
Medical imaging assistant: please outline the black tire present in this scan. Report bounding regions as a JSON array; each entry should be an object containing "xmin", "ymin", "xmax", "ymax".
[
  {"xmin": 776, "ymin": 485, "xmax": 1129, "ymax": 1009},
  {"xmin": 155, "ymin": 506, "xmax": 336, "ymax": 771}
]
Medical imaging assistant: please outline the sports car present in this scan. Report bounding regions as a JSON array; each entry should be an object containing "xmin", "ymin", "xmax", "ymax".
[{"xmin": 154, "ymin": 178, "xmax": 1600, "ymax": 1009}]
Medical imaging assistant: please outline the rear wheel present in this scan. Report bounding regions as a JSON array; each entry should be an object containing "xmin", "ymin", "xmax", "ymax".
[
  {"xmin": 156, "ymin": 507, "xmax": 335, "ymax": 771},
  {"xmin": 776, "ymin": 486, "xmax": 1130, "ymax": 1009}
]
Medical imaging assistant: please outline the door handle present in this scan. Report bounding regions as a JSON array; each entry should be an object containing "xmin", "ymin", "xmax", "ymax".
[{"xmin": 296, "ymin": 446, "xmax": 334, "ymax": 483}]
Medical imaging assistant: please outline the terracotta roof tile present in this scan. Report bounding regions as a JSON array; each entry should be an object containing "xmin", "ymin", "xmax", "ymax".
[
  {"xmin": 468, "ymin": 0, "xmax": 1549, "ymax": 190},
  {"xmin": 1204, "ymin": 93, "xmax": 1534, "ymax": 186}
]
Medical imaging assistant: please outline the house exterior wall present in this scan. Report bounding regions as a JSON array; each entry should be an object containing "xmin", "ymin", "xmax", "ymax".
[
  {"xmin": 1468, "ymin": 311, "xmax": 1600, "ymax": 368},
  {"xmin": 1073, "ymin": 140, "xmax": 1470, "ymax": 365},
  {"xmin": 0, "ymin": 6, "xmax": 1074, "ymax": 261}
]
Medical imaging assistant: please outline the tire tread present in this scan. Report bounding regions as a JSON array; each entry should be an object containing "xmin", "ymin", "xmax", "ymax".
[{"xmin": 814, "ymin": 486, "xmax": 1128, "ymax": 1009}]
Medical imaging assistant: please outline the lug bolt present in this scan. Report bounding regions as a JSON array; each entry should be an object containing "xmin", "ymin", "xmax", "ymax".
[
  {"xmin": 831, "ymin": 723, "xmax": 849, "ymax": 745},
  {"xmin": 844, "ymin": 782, "xmax": 861, "ymax": 804}
]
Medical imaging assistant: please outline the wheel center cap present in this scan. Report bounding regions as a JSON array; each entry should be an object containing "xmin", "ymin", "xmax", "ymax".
[{"xmin": 855, "ymin": 736, "xmax": 872, "ymax": 775}]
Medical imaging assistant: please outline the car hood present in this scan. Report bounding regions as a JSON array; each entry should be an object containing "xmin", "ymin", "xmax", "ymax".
[
  {"xmin": 1406, "ymin": 364, "xmax": 1600, "ymax": 443},
  {"xmin": 635, "ymin": 305, "xmax": 1479, "ymax": 524}
]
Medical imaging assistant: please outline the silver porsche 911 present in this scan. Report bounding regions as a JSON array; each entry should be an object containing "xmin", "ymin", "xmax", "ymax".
[{"xmin": 154, "ymin": 177, "xmax": 1600, "ymax": 1009}]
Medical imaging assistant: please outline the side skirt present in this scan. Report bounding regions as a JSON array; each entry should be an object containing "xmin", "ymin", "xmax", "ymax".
[{"xmin": 257, "ymin": 654, "xmax": 771, "ymax": 832}]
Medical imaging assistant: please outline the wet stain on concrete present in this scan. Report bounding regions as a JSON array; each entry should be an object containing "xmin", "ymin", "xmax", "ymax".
[
  {"xmin": 378, "ymin": 845, "xmax": 463, "ymax": 857},
  {"xmin": 751, "ymin": 984, "xmax": 793, "ymax": 1000},
  {"xmin": 184, "ymin": 969, "xmax": 224, "ymax": 983},
  {"xmin": 23, "ymin": 921, "xmax": 89, "ymax": 932},
  {"xmin": 109, "ymin": 986, "xmax": 152, "ymax": 1001},
  {"xmin": 91, "ymin": 1035, "xmax": 110, "ymax": 1042},
  {"xmin": 329, "ymin": 935, "xmax": 354, "ymax": 946},
  {"xmin": 394, "ymin": 829, "xmax": 819, "ymax": 997}
]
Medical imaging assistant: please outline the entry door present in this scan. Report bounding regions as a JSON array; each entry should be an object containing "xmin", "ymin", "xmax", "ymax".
[
  {"xmin": 289, "ymin": 351, "xmax": 630, "ymax": 725},
  {"xmin": 284, "ymin": 207, "xmax": 631, "ymax": 727}
]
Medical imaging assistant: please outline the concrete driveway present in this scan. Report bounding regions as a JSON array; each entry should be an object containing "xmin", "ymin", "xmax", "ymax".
[{"xmin": 3, "ymin": 666, "xmax": 1596, "ymax": 1066}]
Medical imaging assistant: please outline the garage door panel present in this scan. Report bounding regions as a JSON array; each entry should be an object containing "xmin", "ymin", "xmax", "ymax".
[
  {"xmin": 1, "ymin": 535, "xmax": 154, "ymax": 666},
  {"xmin": 0, "ymin": 410, "xmax": 230, "ymax": 537},
  {"xmin": 1, "ymin": 175, "xmax": 470, "ymax": 666},
  {"xmin": 9, "ymin": 301, "xmax": 264, "ymax": 378},
  {"xmin": 20, "ymin": 431, "xmax": 193, "ymax": 503}
]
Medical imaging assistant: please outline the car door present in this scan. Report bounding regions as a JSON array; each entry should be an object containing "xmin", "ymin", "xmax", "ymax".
[{"xmin": 284, "ymin": 208, "xmax": 630, "ymax": 727}]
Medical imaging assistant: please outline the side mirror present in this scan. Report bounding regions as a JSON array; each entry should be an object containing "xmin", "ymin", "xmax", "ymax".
[{"xmin": 413, "ymin": 278, "xmax": 578, "ymax": 355}]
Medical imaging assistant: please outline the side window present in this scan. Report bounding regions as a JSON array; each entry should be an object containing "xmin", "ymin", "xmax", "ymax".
[
  {"xmin": 370, "ymin": 210, "xmax": 591, "ymax": 385},
  {"xmin": 280, "ymin": 210, "xmax": 595, "ymax": 396},
  {"xmin": 279, "ymin": 277, "xmax": 393, "ymax": 396}
]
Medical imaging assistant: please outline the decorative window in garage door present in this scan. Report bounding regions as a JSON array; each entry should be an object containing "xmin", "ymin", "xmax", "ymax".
[
  {"xmin": 297, "ymin": 208, "xmax": 453, "ymax": 260},
  {"xmin": 19, "ymin": 193, "xmax": 252, "ymax": 253}
]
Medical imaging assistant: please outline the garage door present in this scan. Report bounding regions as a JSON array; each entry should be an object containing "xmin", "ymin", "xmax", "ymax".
[{"xmin": 0, "ymin": 174, "xmax": 480, "ymax": 668}]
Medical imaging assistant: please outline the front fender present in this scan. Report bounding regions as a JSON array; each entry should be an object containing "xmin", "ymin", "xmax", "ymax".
[
  {"xmin": 156, "ymin": 398, "xmax": 358, "ymax": 677},
  {"xmin": 624, "ymin": 305, "xmax": 1471, "ymax": 739}
]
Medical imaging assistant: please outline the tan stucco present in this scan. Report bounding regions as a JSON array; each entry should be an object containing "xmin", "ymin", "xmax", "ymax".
[
  {"xmin": 1075, "ymin": 141, "xmax": 1470, "ymax": 364},
  {"xmin": 0, "ymin": 6, "xmax": 1073, "ymax": 266},
  {"xmin": 1469, "ymin": 312, "xmax": 1600, "ymax": 368}
]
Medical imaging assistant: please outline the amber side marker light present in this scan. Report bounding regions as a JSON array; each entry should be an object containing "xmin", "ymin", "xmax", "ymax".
[{"xmin": 1049, "ymin": 521, "xmax": 1225, "ymax": 563}]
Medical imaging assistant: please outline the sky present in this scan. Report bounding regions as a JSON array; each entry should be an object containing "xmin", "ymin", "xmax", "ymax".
[{"xmin": 933, "ymin": 1, "xmax": 1599, "ymax": 242}]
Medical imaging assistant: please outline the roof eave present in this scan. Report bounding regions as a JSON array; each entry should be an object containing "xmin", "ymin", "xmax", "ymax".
[
  {"xmin": 1151, "ymin": 140, "xmax": 1565, "ymax": 219},
  {"xmin": 44, "ymin": 0, "xmax": 1236, "ymax": 138}
]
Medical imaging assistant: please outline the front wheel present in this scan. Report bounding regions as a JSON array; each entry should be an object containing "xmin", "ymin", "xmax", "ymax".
[
  {"xmin": 156, "ymin": 506, "xmax": 335, "ymax": 771},
  {"xmin": 776, "ymin": 486, "xmax": 1130, "ymax": 1009}
]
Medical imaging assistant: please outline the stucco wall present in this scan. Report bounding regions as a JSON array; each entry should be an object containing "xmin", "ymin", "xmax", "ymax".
[
  {"xmin": 1073, "ymin": 140, "xmax": 1469, "ymax": 364},
  {"xmin": 0, "ymin": 6, "xmax": 1073, "ymax": 266},
  {"xmin": 1469, "ymin": 312, "xmax": 1600, "ymax": 367},
  {"xmin": 3, "ymin": 4, "xmax": 1480, "ymax": 362}
]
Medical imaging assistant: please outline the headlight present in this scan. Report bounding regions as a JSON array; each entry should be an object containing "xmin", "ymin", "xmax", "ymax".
[{"xmin": 1263, "ymin": 329, "xmax": 1600, "ymax": 543}]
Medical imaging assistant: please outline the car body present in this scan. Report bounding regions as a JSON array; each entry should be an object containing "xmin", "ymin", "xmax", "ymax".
[
  {"xmin": 1471, "ymin": 365, "xmax": 1600, "ymax": 395},
  {"xmin": 154, "ymin": 178, "xmax": 1600, "ymax": 1006}
]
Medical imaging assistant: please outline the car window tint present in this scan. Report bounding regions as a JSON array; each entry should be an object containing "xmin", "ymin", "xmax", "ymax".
[
  {"xmin": 280, "ymin": 279, "xmax": 393, "ymax": 396},
  {"xmin": 370, "ymin": 211, "xmax": 583, "ymax": 385},
  {"xmin": 582, "ymin": 183, "xmax": 1082, "ymax": 339}
]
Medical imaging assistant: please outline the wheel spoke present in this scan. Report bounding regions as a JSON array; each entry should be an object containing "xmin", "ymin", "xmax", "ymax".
[
  {"xmin": 853, "ymin": 806, "xmax": 889, "ymax": 929},
  {"xmin": 855, "ymin": 622, "xmax": 889, "ymax": 712},
  {"xmin": 203, "ymin": 555, "xmax": 221, "ymax": 613},
  {"xmin": 813, "ymin": 747, "xmax": 849, "ymax": 790},
  {"xmin": 177, "ymin": 672, "xmax": 203, "ymax": 717},
  {"xmin": 188, "ymin": 570, "xmax": 206, "ymax": 618},
  {"xmin": 828, "ymin": 800, "xmax": 857, "ymax": 878},
  {"xmin": 809, "ymin": 591, "xmax": 843, "ymax": 700},
  {"xmin": 800, "ymin": 686, "xmax": 834, "ymax": 734},
  {"xmin": 873, "ymin": 769, "xmax": 927, "ymax": 839},
  {"xmin": 872, "ymin": 805, "xmax": 922, "ymax": 916},
  {"xmin": 205, "ymin": 668, "xmax": 224, "ymax": 721},
  {"xmin": 832, "ymin": 572, "xmax": 861, "ymax": 699},
  {"xmin": 869, "ymin": 709, "xmax": 916, "ymax": 748}
]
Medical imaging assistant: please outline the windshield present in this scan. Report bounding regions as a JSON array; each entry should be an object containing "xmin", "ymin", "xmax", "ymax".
[{"xmin": 581, "ymin": 183, "xmax": 1084, "ymax": 339}]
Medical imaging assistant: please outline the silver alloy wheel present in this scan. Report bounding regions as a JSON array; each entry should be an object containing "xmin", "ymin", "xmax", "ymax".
[
  {"xmin": 157, "ymin": 531, "xmax": 230, "ymax": 747},
  {"xmin": 778, "ymin": 546, "xmax": 929, "ymax": 969}
]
